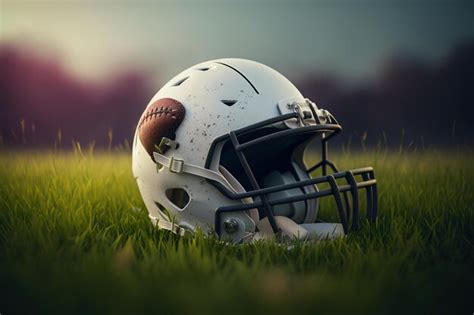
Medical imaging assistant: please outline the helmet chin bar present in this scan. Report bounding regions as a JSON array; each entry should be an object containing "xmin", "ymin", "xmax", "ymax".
[{"xmin": 205, "ymin": 111, "xmax": 378, "ymax": 239}]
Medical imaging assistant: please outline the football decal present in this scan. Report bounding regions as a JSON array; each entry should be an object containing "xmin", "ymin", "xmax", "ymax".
[{"xmin": 138, "ymin": 98, "xmax": 185, "ymax": 158}]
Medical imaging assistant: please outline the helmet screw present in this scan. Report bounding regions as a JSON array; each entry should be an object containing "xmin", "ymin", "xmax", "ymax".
[{"xmin": 223, "ymin": 218, "xmax": 239, "ymax": 234}]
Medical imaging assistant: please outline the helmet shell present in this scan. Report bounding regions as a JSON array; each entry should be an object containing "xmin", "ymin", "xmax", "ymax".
[{"xmin": 132, "ymin": 58, "xmax": 304, "ymax": 241}]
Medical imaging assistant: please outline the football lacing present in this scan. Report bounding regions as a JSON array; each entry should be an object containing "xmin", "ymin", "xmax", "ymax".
[{"xmin": 140, "ymin": 106, "xmax": 177, "ymax": 127}]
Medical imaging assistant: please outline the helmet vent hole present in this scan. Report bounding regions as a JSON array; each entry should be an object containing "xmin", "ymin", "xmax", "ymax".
[
  {"xmin": 196, "ymin": 67, "xmax": 211, "ymax": 71},
  {"xmin": 221, "ymin": 100, "xmax": 238, "ymax": 106},
  {"xmin": 165, "ymin": 188, "xmax": 190, "ymax": 210},
  {"xmin": 172, "ymin": 76, "xmax": 189, "ymax": 87}
]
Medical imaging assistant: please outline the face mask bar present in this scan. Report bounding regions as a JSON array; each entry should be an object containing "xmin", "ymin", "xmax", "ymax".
[{"xmin": 204, "ymin": 111, "xmax": 378, "ymax": 239}]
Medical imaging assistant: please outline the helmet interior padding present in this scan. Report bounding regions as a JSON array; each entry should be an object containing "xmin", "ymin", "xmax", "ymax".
[{"xmin": 262, "ymin": 162, "xmax": 318, "ymax": 224}]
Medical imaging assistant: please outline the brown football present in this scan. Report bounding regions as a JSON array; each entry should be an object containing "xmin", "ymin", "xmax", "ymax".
[{"xmin": 138, "ymin": 98, "xmax": 185, "ymax": 158}]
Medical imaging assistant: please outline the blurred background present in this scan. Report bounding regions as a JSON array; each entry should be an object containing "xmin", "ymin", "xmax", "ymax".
[{"xmin": 1, "ymin": 0, "xmax": 473, "ymax": 150}]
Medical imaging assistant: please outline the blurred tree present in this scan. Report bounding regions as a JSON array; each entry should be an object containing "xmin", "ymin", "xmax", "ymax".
[
  {"xmin": 298, "ymin": 39, "xmax": 474, "ymax": 147},
  {"xmin": 0, "ymin": 43, "xmax": 153, "ymax": 149},
  {"xmin": 1, "ymin": 40, "xmax": 473, "ymax": 149}
]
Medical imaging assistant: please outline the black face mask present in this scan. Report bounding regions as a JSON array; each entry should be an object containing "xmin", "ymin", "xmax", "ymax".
[{"xmin": 207, "ymin": 111, "xmax": 378, "ymax": 238}]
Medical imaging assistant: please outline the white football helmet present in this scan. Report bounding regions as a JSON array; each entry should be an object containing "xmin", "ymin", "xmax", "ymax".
[{"xmin": 132, "ymin": 58, "xmax": 377, "ymax": 243}]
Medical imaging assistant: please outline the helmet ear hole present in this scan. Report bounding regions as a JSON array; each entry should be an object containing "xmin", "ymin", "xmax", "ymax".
[{"xmin": 165, "ymin": 188, "xmax": 190, "ymax": 210}]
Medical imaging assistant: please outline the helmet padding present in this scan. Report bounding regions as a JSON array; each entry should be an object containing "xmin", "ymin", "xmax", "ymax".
[{"xmin": 262, "ymin": 162, "xmax": 318, "ymax": 224}]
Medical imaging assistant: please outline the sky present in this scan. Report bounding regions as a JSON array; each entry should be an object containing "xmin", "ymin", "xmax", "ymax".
[{"xmin": 1, "ymin": 0, "xmax": 474, "ymax": 85}]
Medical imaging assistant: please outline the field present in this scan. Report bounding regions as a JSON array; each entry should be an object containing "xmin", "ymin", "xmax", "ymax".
[{"xmin": 0, "ymin": 149, "xmax": 473, "ymax": 315}]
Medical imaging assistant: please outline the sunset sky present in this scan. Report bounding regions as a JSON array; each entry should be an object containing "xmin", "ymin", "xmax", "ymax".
[{"xmin": 2, "ymin": 0, "xmax": 474, "ymax": 85}]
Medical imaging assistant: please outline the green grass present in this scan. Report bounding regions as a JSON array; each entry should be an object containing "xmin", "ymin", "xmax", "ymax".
[{"xmin": 0, "ymin": 149, "xmax": 473, "ymax": 315}]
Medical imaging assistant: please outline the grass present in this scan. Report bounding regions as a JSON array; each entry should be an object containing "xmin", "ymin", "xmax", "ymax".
[{"xmin": 0, "ymin": 149, "xmax": 473, "ymax": 315}]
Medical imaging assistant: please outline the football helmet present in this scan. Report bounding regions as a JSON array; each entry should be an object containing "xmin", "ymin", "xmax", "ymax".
[{"xmin": 132, "ymin": 58, "xmax": 377, "ymax": 243}]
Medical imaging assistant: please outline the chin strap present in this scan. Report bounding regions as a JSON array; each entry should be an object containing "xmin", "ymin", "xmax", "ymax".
[
  {"xmin": 149, "ymin": 215, "xmax": 188, "ymax": 237},
  {"xmin": 153, "ymin": 152, "xmax": 232, "ymax": 189},
  {"xmin": 152, "ymin": 151, "xmax": 245, "ymax": 238}
]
